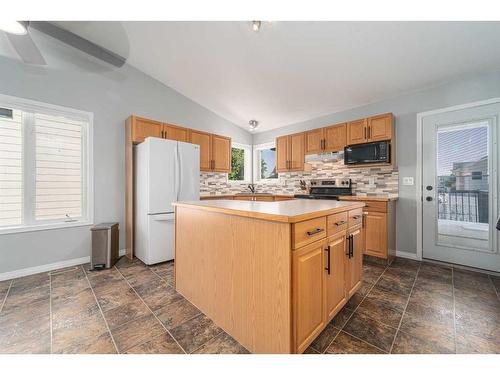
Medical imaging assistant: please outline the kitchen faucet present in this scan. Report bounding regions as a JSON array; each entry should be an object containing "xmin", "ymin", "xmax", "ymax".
[{"xmin": 248, "ymin": 184, "xmax": 255, "ymax": 193}]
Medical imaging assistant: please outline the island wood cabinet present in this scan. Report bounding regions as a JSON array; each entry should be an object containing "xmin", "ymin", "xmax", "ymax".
[
  {"xmin": 276, "ymin": 133, "xmax": 305, "ymax": 172},
  {"xmin": 292, "ymin": 216, "xmax": 363, "ymax": 353},
  {"xmin": 347, "ymin": 113, "xmax": 393, "ymax": 145},
  {"xmin": 174, "ymin": 201, "xmax": 364, "ymax": 353},
  {"xmin": 189, "ymin": 130, "xmax": 231, "ymax": 172},
  {"xmin": 305, "ymin": 123, "xmax": 347, "ymax": 154}
]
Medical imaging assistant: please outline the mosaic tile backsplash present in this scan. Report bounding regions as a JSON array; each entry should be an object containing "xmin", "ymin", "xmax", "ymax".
[{"xmin": 200, "ymin": 159, "xmax": 399, "ymax": 198}]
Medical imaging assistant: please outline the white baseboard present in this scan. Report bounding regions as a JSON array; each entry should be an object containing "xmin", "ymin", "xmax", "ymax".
[
  {"xmin": 0, "ymin": 256, "xmax": 90, "ymax": 282},
  {"xmin": 396, "ymin": 251, "xmax": 420, "ymax": 260},
  {"xmin": 0, "ymin": 249, "xmax": 128, "ymax": 282}
]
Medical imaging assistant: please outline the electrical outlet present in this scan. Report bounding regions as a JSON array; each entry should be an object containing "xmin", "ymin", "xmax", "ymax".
[{"xmin": 403, "ymin": 177, "xmax": 414, "ymax": 186}]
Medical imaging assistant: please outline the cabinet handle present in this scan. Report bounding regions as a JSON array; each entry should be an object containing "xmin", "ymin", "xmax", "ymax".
[
  {"xmin": 346, "ymin": 235, "xmax": 351, "ymax": 257},
  {"xmin": 324, "ymin": 245, "xmax": 331, "ymax": 275},
  {"xmin": 352, "ymin": 215, "xmax": 361, "ymax": 220},
  {"xmin": 306, "ymin": 228, "xmax": 325, "ymax": 237},
  {"xmin": 364, "ymin": 127, "xmax": 367, "ymax": 139},
  {"xmin": 335, "ymin": 220, "xmax": 346, "ymax": 226},
  {"xmin": 350, "ymin": 234, "xmax": 354, "ymax": 258},
  {"xmin": 368, "ymin": 126, "xmax": 371, "ymax": 139}
]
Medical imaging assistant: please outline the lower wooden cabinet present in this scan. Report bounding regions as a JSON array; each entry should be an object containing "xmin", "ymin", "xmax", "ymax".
[
  {"xmin": 345, "ymin": 225, "xmax": 363, "ymax": 298},
  {"xmin": 293, "ymin": 241, "xmax": 325, "ymax": 353},
  {"xmin": 324, "ymin": 232, "xmax": 347, "ymax": 321},
  {"xmin": 364, "ymin": 211, "xmax": 387, "ymax": 258},
  {"xmin": 292, "ymin": 215, "xmax": 364, "ymax": 353}
]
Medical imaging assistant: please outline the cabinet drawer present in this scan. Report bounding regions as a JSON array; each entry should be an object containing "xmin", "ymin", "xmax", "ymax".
[
  {"xmin": 292, "ymin": 217, "xmax": 327, "ymax": 249},
  {"xmin": 327, "ymin": 212, "xmax": 348, "ymax": 236},
  {"xmin": 348, "ymin": 209, "xmax": 363, "ymax": 227},
  {"xmin": 363, "ymin": 201, "xmax": 387, "ymax": 213}
]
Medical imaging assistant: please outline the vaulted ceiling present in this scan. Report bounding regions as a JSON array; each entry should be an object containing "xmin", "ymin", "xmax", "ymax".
[{"xmin": 2, "ymin": 21, "xmax": 500, "ymax": 133}]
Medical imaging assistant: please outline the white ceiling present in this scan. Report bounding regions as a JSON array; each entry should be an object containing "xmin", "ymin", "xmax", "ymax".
[{"xmin": 2, "ymin": 22, "xmax": 500, "ymax": 133}]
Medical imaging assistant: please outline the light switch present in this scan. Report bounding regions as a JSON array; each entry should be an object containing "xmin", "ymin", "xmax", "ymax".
[{"xmin": 402, "ymin": 177, "xmax": 414, "ymax": 186}]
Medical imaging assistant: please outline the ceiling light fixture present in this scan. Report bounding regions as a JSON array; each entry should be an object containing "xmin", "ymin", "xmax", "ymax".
[
  {"xmin": 249, "ymin": 119, "xmax": 259, "ymax": 132},
  {"xmin": 252, "ymin": 21, "xmax": 261, "ymax": 32},
  {"xmin": 0, "ymin": 21, "xmax": 27, "ymax": 35}
]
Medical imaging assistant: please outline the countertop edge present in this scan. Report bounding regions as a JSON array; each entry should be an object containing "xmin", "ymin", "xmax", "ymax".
[{"xmin": 173, "ymin": 201, "xmax": 365, "ymax": 223}]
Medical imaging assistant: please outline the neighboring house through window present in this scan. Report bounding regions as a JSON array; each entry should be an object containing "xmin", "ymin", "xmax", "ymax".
[{"xmin": 0, "ymin": 94, "xmax": 93, "ymax": 234}]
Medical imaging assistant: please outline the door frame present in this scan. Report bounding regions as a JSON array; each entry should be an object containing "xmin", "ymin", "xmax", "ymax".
[{"xmin": 416, "ymin": 97, "xmax": 500, "ymax": 261}]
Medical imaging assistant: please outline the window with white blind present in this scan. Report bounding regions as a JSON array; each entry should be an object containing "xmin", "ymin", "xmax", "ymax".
[{"xmin": 0, "ymin": 94, "xmax": 93, "ymax": 234}]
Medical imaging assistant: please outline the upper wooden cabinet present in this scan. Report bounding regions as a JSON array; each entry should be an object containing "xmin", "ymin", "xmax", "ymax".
[
  {"xmin": 305, "ymin": 123, "xmax": 347, "ymax": 154},
  {"xmin": 324, "ymin": 123, "xmax": 347, "ymax": 152},
  {"xmin": 347, "ymin": 113, "xmax": 393, "ymax": 145},
  {"xmin": 305, "ymin": 128, "xmax": 324, "ymax": 155},
  {"xmin": 131, "ymin": 116, "xmax": 162, "ymax": 143},
  {"xmin": 211, "ymin": 134, "xmax": 231, "ymax": 172},
  {"xmin": 163, "ymin": 124, "xmax": 189, "ymax": 142},
  {"xmin": 189, "ymin": 130, "xmax": 231, "ymax": 173},
  {"xmin": 347, "ymin": 118, "xmax": 368, "ymax": 145},
  {"xmin": 189, "ymin": 130, "xmax": 212, "ymax": 171},
  {"xmin": 276, "ymin": 133, "xmax": 305, "ymax": 172},
  {"xmin": 367, "ymin": 113, "xmax": 393, "ymax": 142}
]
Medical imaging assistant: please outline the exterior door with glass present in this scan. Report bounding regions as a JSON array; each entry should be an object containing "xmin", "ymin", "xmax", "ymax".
[{"xmin": 421, "ymin": 102, "xmax": 499, "ymax": 272}]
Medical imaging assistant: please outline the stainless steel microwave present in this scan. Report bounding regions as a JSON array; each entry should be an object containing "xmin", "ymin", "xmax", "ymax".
[{"xmin": 344, "ymin": 141, "xmax": 390, "ymax": 165}]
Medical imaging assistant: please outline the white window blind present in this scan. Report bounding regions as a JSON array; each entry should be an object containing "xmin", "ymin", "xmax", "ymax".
[
  {"xmin": 0, "ymin": 94, "xmax": 92, "ymax": 234},
  {"xmin": 0, "ymin": 110, "xmax": 23, "ymax": 227},
  {"xmin": 35, "ymin": 114, "xmax": 83, "ymax": 221}
]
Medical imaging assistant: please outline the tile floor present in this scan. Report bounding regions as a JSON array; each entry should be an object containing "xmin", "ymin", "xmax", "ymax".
[{"xmin": 0, "ymin": 256, "xmax": 498, "ymax": 354}]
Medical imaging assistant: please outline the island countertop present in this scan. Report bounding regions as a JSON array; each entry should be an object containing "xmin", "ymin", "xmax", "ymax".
[{"xmin": 173, "ymin": 199, "xmax": 365, "ymax": 223}]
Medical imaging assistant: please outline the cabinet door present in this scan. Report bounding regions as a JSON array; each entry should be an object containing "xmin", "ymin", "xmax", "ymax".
[
  {"xmin": 131, "ymin": 117, "xmax": 162, "ymax": 143},
  {"xmin": 324, "ymin": 123, "xmax": 347, "ymax": 152},
  {"xmin": 276, "ymin": 135, "xmax": 289, "ymax": 173},
  {"xmin": 189, "ymin": 130, "xmax": 212, "ymax": 171},
  {"xmin": 211, "ymin": 134, "xmax": 231, "ymax": 172},
  {"xmin": 163, "ymin": 124, "xmax": 189, "ymax": 142},
  {"xmin": 367, "ymin": 113, "xmax": 392, "ymax": 142},
  {"xmin": 324, "ymin": 233, "xmax": 347, "ymax": 321},
  {"xmin": 293, "ymin": 241, "xmax": 325, "ymax": 353},
  {"xmin": 345, "ymin": 226, "xmax": 363, "ymax": 298},
  {"xmin": 347, "ymin": 119, "xmax": 367, "ymax": 145},
  {"xmin": 364, "ymin": 211, "xmax": 387, "ymax": 258},
  {"xmin": 289, "ymin": 133, "xmax": 305, "ymax": 171},
  {"xmin": 305, "ymin": 128, "xmax": 324, "ymax": 155}
]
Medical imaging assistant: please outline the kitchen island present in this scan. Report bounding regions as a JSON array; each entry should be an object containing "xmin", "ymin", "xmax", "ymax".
[{"xmin": 172, "ymin": 199, "xmax": 365, "ymax": 353}]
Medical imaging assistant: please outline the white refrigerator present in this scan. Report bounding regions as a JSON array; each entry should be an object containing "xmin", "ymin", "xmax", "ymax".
[{"xmin": 134, "ymin": 137, "xmax": 200, "ymax": 264}]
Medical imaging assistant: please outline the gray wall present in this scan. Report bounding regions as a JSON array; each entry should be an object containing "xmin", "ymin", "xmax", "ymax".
[
  {"xmin": 0, "ymin": 56, "xmax": 251, "ymax": 273},
  {"xmin": 253, "ymin": 67, "xmax": 500, "ymax": 255}
]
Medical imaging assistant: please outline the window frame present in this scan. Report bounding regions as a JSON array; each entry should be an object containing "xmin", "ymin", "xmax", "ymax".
[
  {"xmin": 0, "ymin": 93, "xmax": 94, "ymax": 235},
  {"xmin": 228, "ymin": 142, "xmax": 252, "ymax": 184},
  {"xmin": 253, "ymin": 141, "xmax": 279, "ymax": 184}
]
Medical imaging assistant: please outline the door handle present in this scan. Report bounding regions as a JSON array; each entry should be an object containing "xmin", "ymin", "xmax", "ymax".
[
  {"xmin": 324, "ymin": 245, "xmax": 331, "ymax": 275},
  {"xmin": 426, "ymin": 196, "xmax": 433, "ymax": 202},
  {"xmin": 306, "ymin": 228, "xmax": 325, "ymax": 237}
]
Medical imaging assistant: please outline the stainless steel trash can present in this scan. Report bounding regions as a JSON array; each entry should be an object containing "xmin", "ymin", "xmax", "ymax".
[{"xmin": 90, "ymin": 222, "xmax": 119, "ymax": 270}]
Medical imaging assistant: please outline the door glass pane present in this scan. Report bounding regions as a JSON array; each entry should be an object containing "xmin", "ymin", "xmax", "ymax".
[{"xmin": 436, "ymin": 121, "xmax": 491, "ymax": 251}]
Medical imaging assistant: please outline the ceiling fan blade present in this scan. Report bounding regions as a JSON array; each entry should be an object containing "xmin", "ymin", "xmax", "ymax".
[
  {"xmin": 29, "ymin": 21, "xmax": 126, "ymax": 67},
  {"xmin": 6, "ymin": 32, "xmax": 47, "ymax": 65}
]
